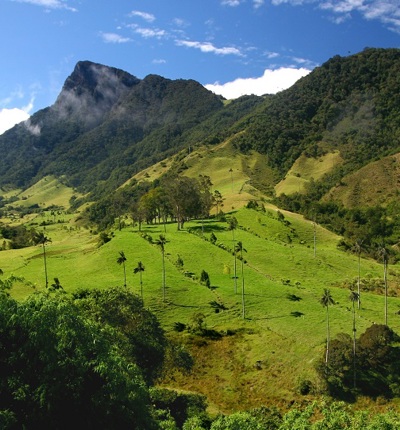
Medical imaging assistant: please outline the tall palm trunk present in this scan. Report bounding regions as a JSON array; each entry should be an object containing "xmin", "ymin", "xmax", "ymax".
[
  {"xmin": 42, "ymin": 242, "xmax": 48, "ymax": 289},
  {"xmin": 325, "ymin": 305, "xmax": 330, "ymax": 365},
  {"xmin": 384, "ymin": 257, "xmax": 388, "ymax": 326},
  {"xmin": 241, "ymin": 254, "xmax": 245, "ymax": 319},
  {"xmin": 162, "ymin": 249, "xmax": 166, "ymax": 302}
]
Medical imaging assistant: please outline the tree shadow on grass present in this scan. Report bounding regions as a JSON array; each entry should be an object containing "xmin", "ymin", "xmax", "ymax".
[
  {"xmin": 189, "ymin": 224, "xmax": 229, "ymax": 234},
  {"xmin": 169, "ymin": 302, "xmax": 209, "ymax": 309}
]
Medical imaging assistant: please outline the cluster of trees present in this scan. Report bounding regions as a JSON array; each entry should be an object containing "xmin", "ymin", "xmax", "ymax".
[
  {"xmin": 276, "ymin": 193, "xmax": 399, "ymax": 258},
  {"xmin": 0, "ymin": 283, "xmax": 207, "ymax": 429},
  {"xmin": 86, "ymin": 175, "xmax": 224, "ymax": 231},
  {"xmin": 318, "ymin": 288, "xmax": 400, "ymax": 399},
  {"xmin": 0, "ymin": 224, "xmax": 53, "ymax": 251},
  {"xmin": 317, "ymin": 323, "xmax": 400, "ymax": 399}
]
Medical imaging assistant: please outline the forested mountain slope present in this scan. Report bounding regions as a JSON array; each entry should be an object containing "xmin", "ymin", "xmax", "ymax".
[{"xmin": 0, "ymin": 48, "xmax": 399, "ymax": 209}]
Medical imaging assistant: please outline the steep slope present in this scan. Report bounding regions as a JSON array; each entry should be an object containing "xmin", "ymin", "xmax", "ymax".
[
  {"xmin": 1, "ymin": 48, "xmax": 400, "ymax": 210},
  {"xmin": 0, "ymin": 62, "xmax": 225, "ymax": 194},
  {"xmin": 323, "ymin": 152, "xmax": 400, "ymax": 208},
  {"xmin": 231, "ymin": 48, "xmax": 400, "ymax": 179}
]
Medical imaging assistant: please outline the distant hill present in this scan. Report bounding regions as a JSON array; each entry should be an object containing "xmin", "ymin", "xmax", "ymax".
[{"xmin": 0, "ymin": 48, "xmax": 399, "ymax": 213}]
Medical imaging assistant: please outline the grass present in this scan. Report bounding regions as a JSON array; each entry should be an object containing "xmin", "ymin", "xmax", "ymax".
[
  {"xmin": 275, "ymin": 151, "xmax": 342, "ymax": 196},
  {"xmin": 1, "ymin": 204, "xmax": 399, "ymax": 413},
  {"xmin": 7, "ymin": 176, "xmax": 79, "ymax": 209},
  {"xmin": 324, "ymin": 152, "xmax": 400, "ymax": 208},
  {"xmin": 1, "ymin": 147, "xmax": 400, "ymax": 414}
]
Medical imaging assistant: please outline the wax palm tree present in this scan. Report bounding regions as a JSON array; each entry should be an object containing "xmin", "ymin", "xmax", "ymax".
[
  {"xmin": 156, "ymin": 235, "xmax": 167, "ymax": 302},
  {"xmin": 32, "ymin": 231, "xmax": 52, "ymax": 288},
  {"xmin": 352, "ymin": 239, "xmax": 363, "ymax": 310},
  {"xmin": 377, "ymin": 244, "xmax": 389, "ymax": 326},
  {"xmin": 319, "ymin": 289, "xmax": 335, "ymax": 365},
  {"xmin": 117, "ymin": 251, "xmax": 127, "ymax": 287},
  {"xmin": 228, "ymin": 216, "xmax": 238, "ymax": 294},
  {"xmin": 134, "ymin": 261, "xmax": 145, "ymax": 301},
  {"xmin": 349, "ymin": 290, "xmax": 359, "ymax": 389},
  {"xmin": 235, "ymin": 241, "xmax": 247, "ymax": 319}
]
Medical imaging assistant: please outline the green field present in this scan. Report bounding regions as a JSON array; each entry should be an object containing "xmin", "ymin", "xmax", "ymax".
[{"xmin": 1, "ymin": 201, "xmax": 399, "ymax": 413}]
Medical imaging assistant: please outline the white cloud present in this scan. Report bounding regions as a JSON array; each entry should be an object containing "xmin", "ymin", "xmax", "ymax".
[
  {"xmin": 270, "ymin": 0, "xmax": 400, "ymax": 32},
  {"xmin": 129, "ymin": 10, "xmax": 156, "ymax": 22},
  {"xmin": 0, "ymin": 108, "xmax": 30, "ymax": 135},
  {"xmin": 271, "ymin": 0, "xmax": 308, "ymax": 5},
  {"xmin": 221, "ymin": 0, "xmax": 242, "ymax": 6},
  {"xmin": 131, "ymin": 26, "xmax": 167, "ymax": 39},
  {"xmin": 253, "ymin": 0, "xmax": 265, "ymax": 8},
  {"xmin": 12, "ymin": 0, "xmax": 77, "ymax": 12},
  {"xmin": 176, "ymin": 40, "xmax": 243, "ymax": 56},
  {"xmin": 100, "ymin": 32, "xmax": 131, "ymax": 44},
  {"xmin": 204, "ymin": 67, "xmax": 311, "ymax": 99},
  {"xmin": 320, "ymin": 0, "xmax": 400, "ymax": 31}
]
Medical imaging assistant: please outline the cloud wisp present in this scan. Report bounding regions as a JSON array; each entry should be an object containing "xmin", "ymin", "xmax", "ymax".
[
  {"xmin": 205, "ymin": 66, "xmax": 311, "ymax": 99},
  {"xmin": 176, "ymin": 40, "xmax": 243, "ymax": 56},
  {"xmin": 100, "ymin": 32, "xmax": 132, "ymax": 44},
  {"xmin": 11, "ymin": 0, "xmax": 77, "ymax": 12},
  {"xmin": 270, "ymin": 0, "xmax": 400, "ymax": 32},
  {"xmin": 129, "ymin": 10, "xmax": 156, "ymax": 22},
  {"xmin": 0, "ymin": 90, "xmax": 36, "ymax": 135}
]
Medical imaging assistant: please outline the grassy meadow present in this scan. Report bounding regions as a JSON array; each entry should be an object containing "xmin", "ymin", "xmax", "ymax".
[{"xmin": 1, "ymin": 145, "xmax": 400, "ymax": 414}]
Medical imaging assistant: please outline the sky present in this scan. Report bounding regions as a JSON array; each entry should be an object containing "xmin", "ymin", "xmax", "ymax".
[{"xmin": 1, "ymin": 0, "xmax": 400, "ymax": 135}]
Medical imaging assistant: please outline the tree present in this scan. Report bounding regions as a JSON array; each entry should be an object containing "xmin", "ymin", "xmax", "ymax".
[
  {"xmin": 117, "ymin": 251, "xmax": 127, "ymax": 287},
  {"xmin": 319, "ymin": 289, "xmax": 335, "ymax": 365},
  {"xmin": 200, "ymin": 270, "xmax": 210, "ymax": 288},
  {"xmin": 0, "ymin": 291, "xmax": 156, "ymax": 429},
  {"xmin": 349, "ymin": 290, "xmax": 359, "ymax": 389},
  {"xmin": 134, "ymin": 261, "xmax": 145, "ymax": 301},
  {"xmin": 377, "ymin": 244, "xmax": 389, "ymax": 326},
  {"xmin": 156, "ymin": 235, "xmax": 168, "ymax": 302},
  {"xmin": 352, "ymin": 239, "xmax": 363, "ymax": 310},
  {"xmin": 31, "ymin": 230, "xmax": 52, "ymax": 288},
  {"xmin": 212, "ymin": 190, "xmax": 224, "ymax": 215},
  {"xmin": 165, "ymin": 177, "xmax": 202, "ymax": 230},
  {"xmin": 198, "ymin": 175, "xmax": 213, "ymax": 218},
  {"xmin": 73, "ymin": 286, "xmax": 167, "ymax": 385},
  {"xmin": 228, "ymin": 217, "xmax": 238, "ymax": 294},
  {"xmin": 235, "ymin": 241, "xmax": 247, "ymax": 319}
]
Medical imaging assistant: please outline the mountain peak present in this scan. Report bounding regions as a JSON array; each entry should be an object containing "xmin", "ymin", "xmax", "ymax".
[{"xmin": 52, "ymin": 61, "xmax": 140, "ymax": 126}]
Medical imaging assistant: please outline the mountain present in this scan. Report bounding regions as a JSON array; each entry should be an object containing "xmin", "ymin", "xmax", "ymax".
[
  {"xmin": 0, "ymin": 61, "xmax": 232, "ymax": 194},
  {"xmin": 0, "ymin": 48, "xmax": 399, "ymax": 210}
]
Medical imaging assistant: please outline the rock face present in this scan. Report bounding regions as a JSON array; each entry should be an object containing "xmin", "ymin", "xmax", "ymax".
[{"xmin": 52, "ymin": 61, "xmax": 140, "ymax": 127}]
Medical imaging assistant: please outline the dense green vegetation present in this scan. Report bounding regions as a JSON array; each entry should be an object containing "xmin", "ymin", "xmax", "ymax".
[
  {"xmin": 1, "ymin": 49, "xmax": 399, "ymax": 205},
  {"xmin": 275, "ymin": 192, "xmax": 400, "ymax": 258},
  {"xmin": 1, "ymin": 280, "xmax": 400, "ymax": 429},
  {"xmin": 1, "ymin": 48, "xmax": 400, "ymax": 427}
]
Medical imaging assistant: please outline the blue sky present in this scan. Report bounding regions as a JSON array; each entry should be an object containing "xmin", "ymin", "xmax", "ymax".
[{"xmin": 1, "ymin": 0, "xmax": 400, "ymax": 134}]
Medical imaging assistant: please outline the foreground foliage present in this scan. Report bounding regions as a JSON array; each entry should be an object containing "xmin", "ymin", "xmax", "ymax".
[
  {"xmin": 0, "ymin": 281, "xmax": 400, "ymax": 428},
  {"xmin": 316, "ymin": 324, "xmax": 400, "ymax": 399},
  {"xmin": 0, "ymin": 287, "xmax": 156, "ymax": 429}
]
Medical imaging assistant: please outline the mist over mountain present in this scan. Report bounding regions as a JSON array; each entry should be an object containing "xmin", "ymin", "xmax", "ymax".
[{"xmin": 0, "ymin": 48, "xmax": 399, "ymax": 211}]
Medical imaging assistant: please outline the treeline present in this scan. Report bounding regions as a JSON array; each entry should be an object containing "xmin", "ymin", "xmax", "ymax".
[
  {"xmin": 231, "ymin": 48, "xmax": 400, "ymax": 177},
  {"xmin": 275, "ymin": 190, "xmax": 400, "ymax": 259}
]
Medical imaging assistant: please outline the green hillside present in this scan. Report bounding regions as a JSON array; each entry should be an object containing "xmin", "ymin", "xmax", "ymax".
[
  {"xmin": 1, "ymin": 198, "xmax": 399, "ymax": 412},
  {"xmin": 1, "ymin": 48, "xmax": 400, "ymax": 422}
]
